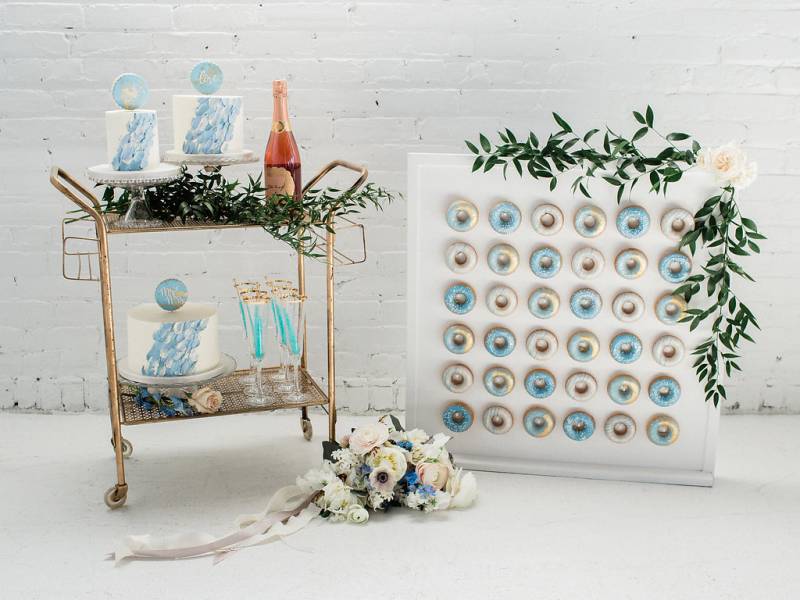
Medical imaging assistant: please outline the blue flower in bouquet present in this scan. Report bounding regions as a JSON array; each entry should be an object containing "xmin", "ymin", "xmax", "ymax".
[
  {"xmin": 359, "ymin": 463, "xmax": 373, "ymax": 476},
  {"xmin": 418, "ymin": 484, "xmax": 436, "ymax": 498},
  {"xmin": 403, "ymin": 471, "xmax": 418, "ymax": 487},
  {"xmin": 396, "ymin": 440, "xmax": 413, "ymax": 451}
]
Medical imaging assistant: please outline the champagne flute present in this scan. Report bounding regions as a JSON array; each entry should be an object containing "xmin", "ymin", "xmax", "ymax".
[
  {"xmin": 233, "ymin": 279, "xmax": 261, "ymax": 389},
  {"xmin": 278, "ymin": 292, "xmax": 306, "ymax": 402},
  {"xmin": 240, "ymin": 290, "xmax": 271, "ymax": 406},
  {"xmin": 265, "ymin": 278, "xmax": 294, "ymax": 382}
]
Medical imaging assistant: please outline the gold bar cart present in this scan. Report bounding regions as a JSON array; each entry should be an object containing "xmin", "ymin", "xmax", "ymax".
[{"xmin": 50, "ymin": 160, "xmax": 368, "ymax": 509}]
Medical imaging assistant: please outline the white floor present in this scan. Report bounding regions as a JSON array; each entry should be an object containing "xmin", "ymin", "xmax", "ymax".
[{"xmin": 1, "ymin": 412, "xmax": 799, "ymax": 600}]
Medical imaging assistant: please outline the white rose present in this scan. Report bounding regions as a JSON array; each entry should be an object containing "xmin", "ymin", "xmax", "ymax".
[
  {"xmin": 346, "ymin": 504, "xmax": 369, "ymax": 524},
  {"xmin": 348, "ymin": 422, "xmax": 390, "ymax": 455},
  {"xmin": 322, "ymin": 479, "xmax": 353, "ymax": 512},
  {"xmin": 367, "ymin": 446, "xmax": 408, "ymax": 480},
  {"xmin": 187, "ymin": 387, "xmax": 222, "ymax": 413},
  {"xmin": 729, "ymin": 160, "xmax": 758, "ymax": 190},
  {"xmin": 696, "ymin": 142, "xmax": 756, "ymax": 188},
  {"xmin": 445, "ymin": 468, "xmax": 478, "ymax": 509}
]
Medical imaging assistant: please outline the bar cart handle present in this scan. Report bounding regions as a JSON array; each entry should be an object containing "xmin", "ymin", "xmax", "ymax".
[
  {"xmin": 302, "ymin": 160, "xmax": 369, "ymax": 196},
  {"xmin": 50, "ymin": 166, "xmax": 103, "ymax": 221}
]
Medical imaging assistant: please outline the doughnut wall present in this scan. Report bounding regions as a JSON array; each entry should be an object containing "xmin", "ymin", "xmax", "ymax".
[{"xmin": 407, "ymin": 153, "xmax": 720, "ymax": 486}]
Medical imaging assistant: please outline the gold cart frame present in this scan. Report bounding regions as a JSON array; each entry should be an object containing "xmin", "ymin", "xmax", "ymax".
[{"xmin": 50, "ymin": 160, "xmax": 368, "ymax": 508}]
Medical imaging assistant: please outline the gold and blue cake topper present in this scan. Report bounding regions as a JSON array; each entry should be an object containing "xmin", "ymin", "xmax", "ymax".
[
  {"xmin": 112, "ymin": 73, "xmax": 149, "ymax": 110},
  {"xmin": 155, "ymin": 278, "xmax": 188, "ymax": 312},
  {"xmin": 190, "ymin": 62, "xmax": 223, "ymax": 95}
]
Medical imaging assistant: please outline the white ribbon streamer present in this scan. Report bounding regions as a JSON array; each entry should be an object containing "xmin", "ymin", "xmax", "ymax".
[{"xmin": 113, "ymin": 485, "xmax": 320, "ymax": 564}]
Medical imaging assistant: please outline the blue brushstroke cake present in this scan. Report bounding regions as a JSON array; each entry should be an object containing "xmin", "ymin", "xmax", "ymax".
[
  {"xmin": 105, "ymin": 73, "xmax": 161, "ymax": 171},
  {"xmin": 172, "ymin": 94, "xmax": 244, "ymax": 155},
  {"xmin": 127, "ymin": 303, "xmax": 220, "ymax": 377}
]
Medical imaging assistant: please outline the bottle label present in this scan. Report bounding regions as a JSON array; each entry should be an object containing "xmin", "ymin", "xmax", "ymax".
[
  {"xmin": 265, "ymin": 166, "xmax": 295, "ymax": 199},
  {"xmin": 271, "ymin": 120, "xmax": 290, "ymax": 133}
]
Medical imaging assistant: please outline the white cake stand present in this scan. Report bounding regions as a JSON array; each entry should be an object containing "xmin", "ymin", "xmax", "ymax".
[
  {"xmin": 87, "ymin": 163, "xmax": 182, "ymax": 228},
  {"xmin": 163, "ymin": 149, "xmax": 258, "ymax": 172},
  {"xmin": 117, "ymin": 353, "xmax": 237, "ymax": 387}
]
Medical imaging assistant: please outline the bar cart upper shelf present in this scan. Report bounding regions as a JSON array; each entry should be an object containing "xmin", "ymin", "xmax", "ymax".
[{"xmin": 51, "ymin": 160, "xmax": 369, "ymax": 509}]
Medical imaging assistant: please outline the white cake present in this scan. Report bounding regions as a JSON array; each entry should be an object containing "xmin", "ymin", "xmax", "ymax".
[
  {"xmin": 105, "ymin": 109, "xmax": 161, "ymax": 172},
  {"xmin": 127, "ymin": 303, "xmax": 220, "ymax": 377},
  {"xmin": 172, "ymin": 95, "xmax": 244, "ymax": 155}
]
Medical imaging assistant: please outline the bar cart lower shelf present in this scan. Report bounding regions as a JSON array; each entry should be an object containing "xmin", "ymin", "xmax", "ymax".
[{"xmin": 51, "ymin": 159, "xmax": 370, "ymax": 509}]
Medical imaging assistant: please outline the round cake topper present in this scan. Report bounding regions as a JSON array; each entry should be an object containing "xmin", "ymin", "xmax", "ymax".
[
  {"xmin": 111, "ymin": 73, "xmax": 149, "ymax": 110},
  {"xmin": 190, "ymin": 62, "xmax": 223, "ymax": 95},
  {"xmin": 155, "ymin": 278, "xmax": 188, "ymax": 311}
]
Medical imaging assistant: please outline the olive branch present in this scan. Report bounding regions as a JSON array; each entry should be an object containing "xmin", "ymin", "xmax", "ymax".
[{"xmin": 466, "ymin": 108, "xmax": 764, "ymax": 406}]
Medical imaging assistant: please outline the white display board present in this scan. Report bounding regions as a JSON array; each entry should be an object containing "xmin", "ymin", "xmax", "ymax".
[{"xmin": 407, "ymin": 153, "xmax": 720, "ymax": 486}]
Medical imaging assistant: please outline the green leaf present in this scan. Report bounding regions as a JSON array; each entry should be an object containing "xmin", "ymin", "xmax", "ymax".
[
  {"xmin": 583, "ymin": 128, "xmax": 600, "ymax": 142},
  {"xmin": 645, "ymin": 105, "xmax": 654, "ymax": 127},
  {"xmin": 479, "ymin": 134, "xmax": 491, "ymax": 153},
  {"xmin": 633, "ymin": 111, "xmax": 646, "ymax": 124},
  {"xmin": 464, "ymin": 140, "xmax": 479, "ymax": 154},
  {"xmin": 632, "ymin": 127, "xmax": 649, "ymax": 142},
  {"xmin": 666, "ymin": 132, "xmax": 690, "ymax": 141},
  {"xmin": 552, "ymin": 112, "xmax": 572, "ymax": 133},
  {"xmin": 741, "ymin": 217, "xmax": 758, "ymax": 231},
  {"xmin": 602, "ymin": 176, "xmax": 621, "ymax": 186}
]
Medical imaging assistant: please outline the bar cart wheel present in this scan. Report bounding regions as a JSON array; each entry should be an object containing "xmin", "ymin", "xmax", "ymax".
[
  {"xmin": 110, "ymin": 436, "xmax": 133, "ymax": 459},
  {"xmin": 104, "ymin": 484, "xmax": 128, "ymax": 509},
  {"xmin": 301, "ymin": 418, "xmax": 313, "ymax": 441}
]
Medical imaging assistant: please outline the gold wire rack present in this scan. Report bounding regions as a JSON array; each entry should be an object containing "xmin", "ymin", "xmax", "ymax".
[
  {"xmin": 120, "ymin": 368, "xmax": 329, "ymax": 425},
  {"xmin": 51, "ymin": 159, "xmax": 369, "ymax": 509}
]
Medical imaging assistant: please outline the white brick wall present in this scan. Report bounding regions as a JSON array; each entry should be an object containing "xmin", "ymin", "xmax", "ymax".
[{"xmin": 0, "ymin": 0, "xmax": 797, "ymax": 414}]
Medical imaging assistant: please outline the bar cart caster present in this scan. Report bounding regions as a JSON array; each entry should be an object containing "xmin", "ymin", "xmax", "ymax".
[
  {"xmin": 110, "ymin": 436, "xmax": 133, "ymax": 459},
  {"xmin": 52, "ymin": 160, "xmax": 369, "ymax": 509},
  {"xmin": 104, "ymin": 484, "xmax": 128, "ymax": 509}
]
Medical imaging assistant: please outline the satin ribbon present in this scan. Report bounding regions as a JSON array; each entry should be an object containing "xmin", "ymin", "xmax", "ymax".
[{"xmin": 113, "ymin": 485, "xmax": 320, "ymax": 564}]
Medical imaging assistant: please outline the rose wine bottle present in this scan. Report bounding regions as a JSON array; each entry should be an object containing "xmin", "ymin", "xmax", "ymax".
[{"xmin": 264, "ymin": 79, "xmax": 301, "ymax": 202}]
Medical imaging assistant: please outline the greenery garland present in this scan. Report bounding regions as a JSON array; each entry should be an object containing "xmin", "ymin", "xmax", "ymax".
[
  {"xmin": 72, "ymin": 168, "xmax": 396, "ymax": 258},
  {"xmin": 466, "ymin": 107, "xmax": 764, "ymax": 406}
]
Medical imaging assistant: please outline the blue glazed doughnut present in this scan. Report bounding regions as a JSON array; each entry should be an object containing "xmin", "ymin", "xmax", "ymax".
[
  {"xmin": 484, "ymin": 367, "xmax": 514, "ymax": 396},
  {"xmin": 532, "ymin": 204, "xmax": 564, "ymax": 235},
  {"xmin": 574, "ymin": 205, "xmax": 606, "ymax": 238},
  {"xmin": 647, "ymin": 414, "xmax": 679, "ymax": 446},
  {"xmin": 443, "ymin": 324, "xmax": 474, "ymax": 354},
  {"xmin": 570, "ymin": 288, "xmax": 602, "ymax": 319},
  {"xmin": 567, "ymin": 330, "xmax": 599, "ymax": 362},
  {"xmin": 649, "ymin": 377, "xmax": 681, "ymax": 407},
  {"xmin": 489, "ymin": 201, "xmax": 521, "ymax": 234},
  {"xmin": 616, "ymin": 206, "xmax": 650, "ymax": 238},
  {"xmin": 444, "ymin": 283, "xmax": 476, "ymax": 315},
  {"xmin": 530, "ymin": 247, "xmax": 562, "ymax": 279},
  {"xmin": 659, "ymin": 252, "xmax": 692, "ymax": 283},
  {"xmin": 563, "ymin": 411, "xmax": 595, "ymax": 441},
  {"xmin": 442, "ymin": 402, "xmax": 474, "ymax": 433},
  {"xmin": 610, "ymin": 332, "xmax": 643, "ymax": 364},
  {"xmin": 605, "ymin": 413, "xmax": 636, "ymax": 443},
  {"xmin": 524, "ymin": 369, "xmax": 556, "ymax": 399},
  {"xmin": 615, "ymin": 249, "xmax": 647, "ymax": 279},
  {"xmin": 487, "ymin": 243, "xmax": 519, "ymax": 275},
  {"xmin": 484, "ymin": 327, "xmax": 516, "ymax": 357},
  {"xmin": 607, "ymin": 374, "xmax": 640, "ymax": 405},
  {"xmin": 528, "ymin": 288, "xmax": 560, "ymax": 319},
  {"xmin": 655, "ymin": 294, "xmax": 687, "ymax": 325},
  {"xmin": 446, "ymin": 199, "xmax": 478, "ymax": 232},
  {"xmin": 523, "ymin": 406, "xmax": 555, "ymax": 438}
]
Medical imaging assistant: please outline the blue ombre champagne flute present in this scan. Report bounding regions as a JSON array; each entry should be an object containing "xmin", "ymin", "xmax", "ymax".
[
  {"xmin": 279, "ymin": 293, "xmax": 306, "ymax": 402},
  {"xmin": 265, "ymin": 278, "xmax": 293, "ymax": 382},
  {"xmin": 241, "ymin": 290, "xmax": 271, "ymax": 406},
  {"xmin": 233, "ymin": 279, "xmax": 261, "ymax": 389}
]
